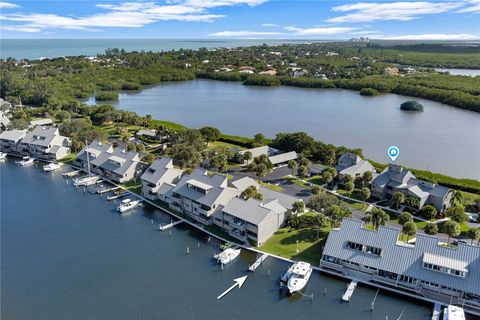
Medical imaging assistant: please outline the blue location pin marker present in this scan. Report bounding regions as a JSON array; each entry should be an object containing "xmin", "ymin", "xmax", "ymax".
[{"xmin": 388, "ymin": 146, "xmax": 400, "ymax": 162}]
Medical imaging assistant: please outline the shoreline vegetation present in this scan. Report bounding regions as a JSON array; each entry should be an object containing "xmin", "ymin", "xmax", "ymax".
[{"xmin": 1, "ymin": 42, "xmax": 479, "ymax": 113}]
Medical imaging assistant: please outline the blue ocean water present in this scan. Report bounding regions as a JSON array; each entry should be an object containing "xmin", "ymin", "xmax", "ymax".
[{"xmin": 0, "ymin": 38, "xmax": 317, "ymax": 60}]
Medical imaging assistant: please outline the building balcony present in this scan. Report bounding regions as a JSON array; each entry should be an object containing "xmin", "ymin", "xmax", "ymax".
[{"xmin": 229, "ymin": 229, "xmax": 247, "ymax": 241}]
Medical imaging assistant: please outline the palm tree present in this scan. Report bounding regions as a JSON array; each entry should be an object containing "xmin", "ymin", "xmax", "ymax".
[
  {"xmin": 444, "ymin": 221, "xmax": 460, "ymax": 244},
  {"xmin": 366, "ymin": 207, "xmax": 389, "ymax": 230},
  {"xmin": 244, "ymin": 151, "xmax": 253, "ymax": 165},
  {"xmin": 391, "ymin": 191, "xmax": 405, "ymax": 210},
  {"xmin": 450, "ymin": 191, "xmax": 464, "ymax": 206},
  {"xmin": 467, "ymin": 227, "xmax": 480, "ymax": 246},
  {"xmin": 402, "ymin": 221, "xmax": 417, "ymax": 243},
  {"xmin": 288, "ymin": 160, "xmax": 297, "ymax": 177}
]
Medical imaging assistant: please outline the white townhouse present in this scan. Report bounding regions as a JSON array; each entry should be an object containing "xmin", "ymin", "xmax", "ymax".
[{"xmin": 18, "ymin": 126, "xmax": 71, "ymax": 160}]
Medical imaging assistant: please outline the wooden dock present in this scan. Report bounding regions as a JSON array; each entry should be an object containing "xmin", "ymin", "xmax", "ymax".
[
  {"xmin": 342, "ymin": 280, "xmax": 357, "ymax": 302},
  {"xmin": 431, "ymin": 303, "xmax": 442, "ymax": 320},
  {"xmin": 159, "ymin": 220, "xmax": 183, "ymax": 231},
  {"xmin": 248, "ymin": 253, "xmax": 269, "ymax": 272},
  {"xmin": 107, "ymin": 192, "xmax": 130, "ymax": 201},
  {"xmin": 98, "ymin": 186, "xmax": 120, "ymax": 194}
]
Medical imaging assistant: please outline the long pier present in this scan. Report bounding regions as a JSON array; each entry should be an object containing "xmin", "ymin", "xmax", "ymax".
[
  {"xmin": 342, "ymin": 280, "xmax": 358, "ymax": 302},
  {"xmin": 248, "ymin": 253, "xmax": 269, "ymax": 272},
  {"xmin": 98, "ymin": 186, "xmax": 120, "ymax": 194},
  {"xmin": 159, "ymin": 220, "xmax": 184, "ymax": 231},
  {"xmin": 107, "ymin": 192, "xmax": 130, "ymax": 201}
]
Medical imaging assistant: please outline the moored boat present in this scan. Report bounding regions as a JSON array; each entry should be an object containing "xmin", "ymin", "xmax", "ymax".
[
  {"xmin": 0, "ymin": 152, "xmax": 7, "ymax": 161},
  {"xmin": 280, "ymin": 261, "xmax": 313, "ymax": 295},
  {"xmin": 43, "ymin": 162, "xmax": 63, "ymax": 172},
  {"xmin": 73, "ymin": 175, "xmax": 100, "ymax": 187},
  {"xmin": 443, "ymin": 305, "xmax": 465, "ymax": 320},
  {"xmin": 117, "ymin": 198, "xmax": 141, "ymax": 213},
  {"xmin": 16, "ymin": 156, "xmax": 35, "ymax": 166},
  {"xmin": 214, "ymin": 248, "xmax": 241, "ymax": 265}
]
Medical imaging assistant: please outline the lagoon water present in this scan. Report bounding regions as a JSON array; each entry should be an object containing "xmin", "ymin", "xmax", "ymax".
[
  {"xmin": 0, "ymin": 161, "xmax": 434, "ymax": 320},
  {"xmin": 88, "ymin": 79, "xmax": 480, "ymax": 179},
  {"xmin": 435, "ymin": 68, "xmax": 480, "ymax": 77}
]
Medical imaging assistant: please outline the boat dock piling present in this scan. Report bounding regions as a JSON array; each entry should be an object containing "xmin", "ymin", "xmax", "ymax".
[
  {"xmin": 159, "ymin": 220, "xmax": 183, "ymax": 231},
  {"xmin": 342, "ymin": 280, "xmax": 358, "ymax": 302},
  {"xmin": 431, "ymin": 303, "xmax": 442, "ymax": 320},
  {"xmin": 248, "ymin": 253, "xmax": 269, "ymax": 272}
]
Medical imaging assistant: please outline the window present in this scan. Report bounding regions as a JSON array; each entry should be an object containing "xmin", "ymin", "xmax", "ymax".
[
  {"xmin": 422, "ymin": 262, "xmax": 467, "ymax": 278},
  {"xmin": 147, "ymin": 168, "xmax": 155, "ymax": 174},
  {"xmin": 346, "ymin": 241, "xmax": 382, "ymax": 256}
]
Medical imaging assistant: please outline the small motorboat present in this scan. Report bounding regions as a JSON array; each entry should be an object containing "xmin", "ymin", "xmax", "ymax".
[
  {"xmin": 117, "ymin": 198, "xmax": 141, "ymax": 213},
  {"xmin": 280, "ymin": 261, "xmax": 313, "ymax": 295},
  {"xmin": 43, "ymin": 162, "xmax": 63, "ymax": 172},
  {"xmin": 16, "ymin": 156, "xmax": 35, "ymax": 166},
  {"xmin": 214, "ymin": 248, "xmax": 241, "ymax": 265},
  {"xmin": 443, "ymin": 305, "xmax": 465, "ymax": 320},
  {"xmin": 73, "ymin": 175, "xmax": 100, "ymax": 187},
  {"xmin": 0, "ymin": 152, "xmax": 7, "ymax": 161}
]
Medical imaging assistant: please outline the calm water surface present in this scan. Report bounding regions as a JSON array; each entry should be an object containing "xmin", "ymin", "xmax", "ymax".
[
  {"xmin": 435, "ymin": 68, "xmax": 480, "ymax": 77},
  {"xmin": 88, "ymin": 79, "xmax": 480, "ymax": 179},
  {"xmin": 0, "ymin": 39, "xmax": 320, "ymax": 60},
  {"xmin": 1, "ymin": 161, "xmax": 433, "ymax": 319}
]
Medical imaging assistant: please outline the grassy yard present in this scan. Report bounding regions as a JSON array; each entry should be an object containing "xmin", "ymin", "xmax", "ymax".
[
  {"xmin": 58, "ymin": 153, "xmax": 77, "ymax": 164},
  {"xmin": 259, "ymin": 226, "xmax": 331, "ymax": 265},
  {"xmin": 207, "ymin": 141, "xmax": 246, "ymax": 151},
  {"xmin": 259, "ymin": 181, "xmax": 283, "ymax": 192},
  {"xmin": 306, "ymin": 175, "xmax": 325, "ymax": 186},
  {"xmin": 121, "ymin": 178, "xmax": 142, "ymax": 195},
  {"xmin": 283, "ymin": 176, "xmax": 311, "ymax": 188},
  {"xmin": 207, "ymin": 170, "xmax": 234, "ymax": 180}
]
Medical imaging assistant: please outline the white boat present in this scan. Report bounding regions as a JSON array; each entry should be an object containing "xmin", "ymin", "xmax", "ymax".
[
  {"xmin": 280, "ymin": 261, "xmax": 313, "ymax": 295},
  {"xmin": 214, "ymin": 248, "xmax": 241, "ymax": 265},
  {"xmin": 43, "ymin": 162, "xmax": 63, "ymax": 172},
  {"xmin": 0, "ymin": 152, "xmax": 7, "ymax": 161},
  {"xmin": 443, "ymin": 305, "xmax": 465, "ymax": 320},
  {"xmin": 73, "ymin": 175, "xmax": 100, "ymax": 187},
  {"xmin": 117, "ymin": 198, "xmax": 141, "ymax": 213},
  {"xmin": 16, "ymin": 156, "xmax": 35, "ymax": 166}
]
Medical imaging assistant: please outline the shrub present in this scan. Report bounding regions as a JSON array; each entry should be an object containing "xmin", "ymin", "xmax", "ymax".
[
  {"xmin": 400, "ymin": 100, "xmax": 424, "ymax": 111},
  {"xmin": 360, "ymin": 88, "xmax": 380, "ymax": 96},
  {"xmin": 95, "ymin": 91, "xmax": 119, "ymax": 101}
]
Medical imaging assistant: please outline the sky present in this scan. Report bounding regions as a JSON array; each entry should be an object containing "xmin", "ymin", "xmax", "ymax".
[{"xmin": 0, "ymin": 0, "xmax": 479, "ymax": 40}]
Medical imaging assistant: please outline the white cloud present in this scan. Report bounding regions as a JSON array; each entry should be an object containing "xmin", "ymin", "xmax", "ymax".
[
  {"xmin": 209, "ymin": 25, "xmax": 357, "ymax": 37},
  {"xmin": 0, "ymin": 1, "xmax": 18, "ymax": 8},
  {"xmin": 284, "ymin": 26, "xmax": 357, "ymax": 35},
  {"xmin": 208, "ymin": 30, "xmax": 283, "ymax": 36},
  {"xmin": 0, "ymin": 0, "xmax": 265, "ymax": 33},
  {"xmin": 457, "ymin": 0, "xmax": 480, "ymax": 13},
  {"xmin": 328, "ymin": 1, "xmax": 462, "ymax": 23},
  {"xmin": 261, "ymin": 23, "xmax": 279, "ymax": 27},
  {"xmin": 384, "ymin": 33, "xmax": 480, "ymax": 40},
  {"xmin": 349, "ymin": 30, "xmax": 380, "ymax": 35}
]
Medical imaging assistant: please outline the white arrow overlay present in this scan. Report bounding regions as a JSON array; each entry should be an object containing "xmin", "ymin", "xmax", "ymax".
[{"xmin": 217, "ymin": 275, "xmax": 248, "ymax": 300}]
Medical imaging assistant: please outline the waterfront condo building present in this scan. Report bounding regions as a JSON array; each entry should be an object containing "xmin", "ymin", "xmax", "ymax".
[
  {"xmin": 335, "ymin": 152, "xmax": 375, "ymax": 180},
  {"xmin": 0, "ymin": 129, "xmax": 27, "ymax": 154},
  {"xmin": 140, "ymin": 158, "xmax": 183, "ymax": 201},
  {"xmin": 18, "ymin": 126, "xmax": 71, "ymax": 160},
  {"xmin": 321, "ymin": 219, "xmax": 480, "ymax": 316},
  {"xmin": 76, "ymin": 140, "xmax": 147, "ymax": 183},
  {"xmin": 165, "ymin": 168, "xmax": 240, "ymax": 224},
  {"xmin": 371, "ymin": 164, "xmax": 452, "ymax": 212}
]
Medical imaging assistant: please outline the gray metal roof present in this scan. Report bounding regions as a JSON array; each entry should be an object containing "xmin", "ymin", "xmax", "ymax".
[
  {"xmin": 258, "ymin": 186, "xmax": 300, "ymax": 210},
  {"xmin": 323, "ymin": 219, "xmax": 480, "ymax": 295},
  {"xmin": 268, "ymin": 151, "xmax": 298, "ymax": 165},
  {"xmin": 29, "ymin": 118, "xmax": 53, "ymax": 126},
  {"xmin": 140, "ymin": 158, "xmax": 183, "ymax": 185},
  {"xmin": 0, "ymin": 129, "xmax": 27, "ymax": 142},
  {"xmin": 231, "ymin": 176, "xmax": 259, "ymax": 192},
  {"xmin": 239, "ymin": 145, "xmax": 279, "ymax": 158},
  {"xmin": 172, "ymin": 168, "xmax": 239, "ymax": 207},
  {"xmin": 222, "ymin": 197, "xmax": 284, "ymax": 225},
  {"xmin": 136, "ymin": 129, "xmax": 157, "ymax": 137},
  {"xmin": 21, "ymin": 126, "xmax": 62, "ymax": 147}
]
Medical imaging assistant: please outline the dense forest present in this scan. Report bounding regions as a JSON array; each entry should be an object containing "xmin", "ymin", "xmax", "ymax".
[{"xmin": 1, "ymin": 42, "xmax": 479, "ymax": 112}]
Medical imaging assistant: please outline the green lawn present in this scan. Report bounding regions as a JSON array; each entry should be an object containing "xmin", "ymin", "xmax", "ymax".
[
  {"xmin": 259, "ymin": 226, "xmax": 331, "ymax": 265},
  {"xmin": 207, "ymin": 170, "xmax": 234, "ymax": 180},
  {"xmin": 121, "ymin": 178, "xmax": 142, "ymax": 195},
  {"xmin": 283, "ymin": 176, "xmax": 310, "ymax": 188},
  {"xmin": 306, "ymin": 175, "xmax": 325, "ymax": 186},
  {"xmin": 207, "ymin": 141, "xmax": 246, "ymax": 151},
  {"xmin": 58, "ymin": 153, "xmax": 77, "ymax": 164},
  {"xmin": 259, "ymin": 181, "xmax": 283, "ymax": 192}
]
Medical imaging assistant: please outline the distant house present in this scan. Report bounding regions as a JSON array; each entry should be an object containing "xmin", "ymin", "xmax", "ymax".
[
  {"xmin": 18, "ymin": 126, "xmax": 71, "ymax": 160},
  {"xmin": 371, "ymin": 164, "xmax": 452, "ymax": 212},
  {"xmin": 140, "ymin": 158, "xmax": 183, "ymax": 201},
  {"xmin": 238, "ymin": 66, "xmax": 256, "ymax": 71},
  {"xmin": 213, "ymin": 197, "xmax": 287, "ymax": 245},
  {"xmin": 383, "ymin": 67, "xmax": 399, "ymax": 76},
  {"xmin": 239, "ymin": 69, "xmax": 254, "ymax": 74},
  {"xmin": 258, "ymin": 69, "xmax": 277, "ymax": 76},
  {"xmin": 0, "ymin": 98, "xmax": 12, "ymax": 111},
  {"xmin": 292, "ymin": 69, "xmax": 308, "ymax": 78},
  {"xmin": 0, "ymin": 129, "xmax": 27, "ymax": 154},
  {"xmin": 29, "ymin": 118, "xmax": 53, "ymax": 127},
  {"xmin": 166, "ymin": 168, "xmax": 240, "ymax": 225},
  {"xmin": 76, "ymin": 140, "xmax": 147, "ymax": 183},
  {"xmin": 321, "ymin": 219, "xmax": 480, "ymax": 315},
  {"xmin": 336, "ymin": 152, "xmax": 375, "ymax": 179},
  {"xmin": 136, "ymin": 129, "xmax": 161, "ymax": 140},
  {"xmin": 268, "ymin": 151, "xmax": 298, "ymax": 168},
  {"xmin": 308, "ymin": 163, "xmax": 327, "ymax": 177},
  {"xmin": 231, "ymin": 176, "xmax": 259, "ymax": 192},
  {"xmin": 0, "ymin": 111, "xmax": 11, "ymax": 130},
  {"xmin": 258, "ymin": 185, "xmax": 300, "ymax": 212},
  {"xmin": 238, "ymin": 146, "xmax": 279, "ymax": 165}
]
